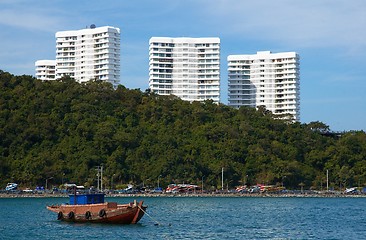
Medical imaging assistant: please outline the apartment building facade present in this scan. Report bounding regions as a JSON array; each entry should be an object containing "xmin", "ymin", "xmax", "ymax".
[
  {"xmin": 36, "ymin": 25, "xmax": 120, "ymax": 86},
  {"xmin": 35, "ymin": 60, "xmax": 56, "ymax": 81},
  {"xmin": 149, "ymin": 37, "xmax": 220, "ymax": 103},
  {"xmin": 228, "ymin": 51, "xmax": 300, "ymax": 121}
]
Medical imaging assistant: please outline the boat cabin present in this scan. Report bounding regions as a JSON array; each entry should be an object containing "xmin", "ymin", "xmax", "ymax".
[{"xmin": 69, "ymin": 193, "xmax": 105, "ymax": 205}]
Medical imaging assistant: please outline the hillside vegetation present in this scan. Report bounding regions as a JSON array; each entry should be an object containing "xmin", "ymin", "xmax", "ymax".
[{"xmin": 1, "ymin": 70, "xmax": 365, "ymax": 190}]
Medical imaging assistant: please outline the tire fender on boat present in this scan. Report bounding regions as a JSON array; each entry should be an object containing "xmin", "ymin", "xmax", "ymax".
[
  {"xmin": 85, "ymin": 211, "xmax": 92, "ymax": 220},
  {"xmin": 68, "ymin": 211, "xmax": 75, "ymax": 219},
  {"xmin": 57, "ymin": 211, "xmax": 63, "ymax": 220},
  {"xmin": 99, "ymin": 209, "xmax": 106, "ymax": 218}
]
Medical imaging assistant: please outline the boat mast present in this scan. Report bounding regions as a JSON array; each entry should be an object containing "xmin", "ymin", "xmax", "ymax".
[
  {"xmin": 101, "ymin": 165, "xmax": 103, "ymax": 192},
  {"xmin": 326, "ymin": 169, "xmax": 329, "ymax": 192},
  {"xmin": 97, "ymin": 171, "xmax": 100, "ymax": 191},
  {"xmin": 221, "ymin": 167, "xmax": 224, "ymax": 191},
  {"xmin": 96, "ymin": 165, "xmax": 104, "ymax": 192}
]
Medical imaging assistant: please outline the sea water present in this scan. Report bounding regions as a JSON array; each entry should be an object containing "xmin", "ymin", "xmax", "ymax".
[{"xmin": 0, "ymin": 196, "xmax": 365, "ymax": 239}]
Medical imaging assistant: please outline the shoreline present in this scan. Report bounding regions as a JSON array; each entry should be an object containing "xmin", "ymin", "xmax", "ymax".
[{"xmin": 1, "ymin": 192, "xmax": 365, "ymax": 198}]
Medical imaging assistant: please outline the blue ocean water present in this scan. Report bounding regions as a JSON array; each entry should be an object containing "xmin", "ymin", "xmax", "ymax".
[{"xmin": 0, "ymin": 196, "xmax": 365, "ymax": 239}]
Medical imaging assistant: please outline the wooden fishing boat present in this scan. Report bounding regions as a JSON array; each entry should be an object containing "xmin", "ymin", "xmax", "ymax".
[{"xmin": 47, "ymin": 192, "xmax": 147, "ymax": 224}]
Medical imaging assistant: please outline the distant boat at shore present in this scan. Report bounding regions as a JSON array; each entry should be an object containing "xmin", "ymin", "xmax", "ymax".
[
  {"xmin": 344, "ymin": 187, "xmax": 358, "ymax": 194},
  {"xmin": 5, "ymin": 183, "xmax": 18, "ymax": 191}
]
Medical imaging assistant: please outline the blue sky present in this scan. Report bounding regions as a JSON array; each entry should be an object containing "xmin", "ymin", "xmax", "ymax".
[{"xmin": 0, "ymin": 0, "xmax": 365, "ymax": 131}]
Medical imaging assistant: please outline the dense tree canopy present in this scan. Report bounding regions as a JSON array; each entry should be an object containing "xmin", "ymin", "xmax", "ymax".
[{"xmin": 1, "ymin": 70, "xmax": 365, "ymax": 190}]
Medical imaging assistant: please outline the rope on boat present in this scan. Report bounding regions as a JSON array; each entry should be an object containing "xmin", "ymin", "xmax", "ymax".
[{"xmin": 138, "ymin": 205, "xmax": 162, "ymax": 226}]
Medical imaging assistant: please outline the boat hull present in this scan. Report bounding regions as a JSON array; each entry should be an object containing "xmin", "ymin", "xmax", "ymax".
[{"xmin": 47, "ymin": 200, "xmax": 146, "ymax": 224}]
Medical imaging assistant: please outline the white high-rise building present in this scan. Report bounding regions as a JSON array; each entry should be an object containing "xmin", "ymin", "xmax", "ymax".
[
  {"xmin": 35, "ymin": 60, "xmax": 56, "ymax": 81},
  {"xmin": 228, "ymin": 51, "xmax": 300, "ymax": 121},
  {"xmin": 149, "ymin": 37, "xmax": 220, "ymax": 103},
  {"xmin": 36, "ymin": 25, "xmax": 120, "ymax": 86}
]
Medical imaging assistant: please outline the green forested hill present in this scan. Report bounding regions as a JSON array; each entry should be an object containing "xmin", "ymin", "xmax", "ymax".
[{"xmin": 1, "ymin": 70, "xmax": 365, "ymax": 190}]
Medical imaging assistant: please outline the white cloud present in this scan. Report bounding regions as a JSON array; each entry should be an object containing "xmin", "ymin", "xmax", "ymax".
[
  {"xmin": 0, "ymin": 0, "xmax": 87, "ymax": 32},
  {"xmin": 0, "ymin": 11, "xmax": 58, "ymax": 32}
]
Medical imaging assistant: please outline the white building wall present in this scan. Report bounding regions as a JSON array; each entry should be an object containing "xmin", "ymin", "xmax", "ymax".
[
  {"xmin": 55, "ymin": 26, "xmax": 120, "ymax": 86},
  {"xmin": 228, "ymin": 51, "xmax": 300, "ymax": 121},
  {"xmin": 149, "ymin": 37, "xmax": 220, "ymax": 103},
  {"xmin": 35, "ymin": 60, "xmax": 56, "ymax": 81}
]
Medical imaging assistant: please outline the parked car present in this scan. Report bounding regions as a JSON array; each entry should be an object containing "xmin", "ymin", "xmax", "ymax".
[
  {"xmin": 22, "ymin": 188, "xmax": 34, "ymax": 193},
  {"xmin": 150, "ymin": 187, "xmax": 163, "ymax": 193}
]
